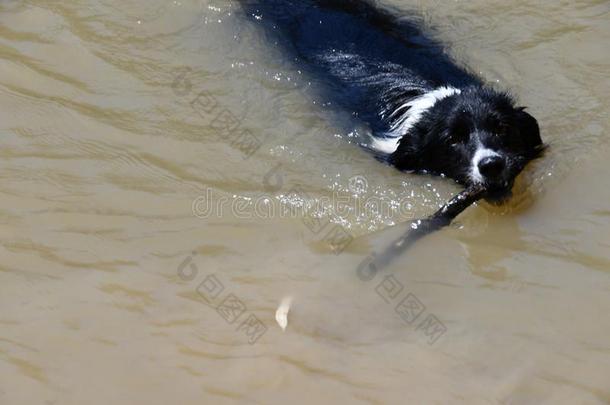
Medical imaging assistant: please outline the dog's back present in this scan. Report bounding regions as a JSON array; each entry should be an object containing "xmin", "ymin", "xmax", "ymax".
[{"xmin": 238, "ymin": 0, "xmax": 480, "ymax": 134}]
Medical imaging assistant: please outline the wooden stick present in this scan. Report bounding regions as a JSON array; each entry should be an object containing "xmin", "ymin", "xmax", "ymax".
[{"xmin": 358, "ymin": 185, "xmax": 485, "ymax": 275}]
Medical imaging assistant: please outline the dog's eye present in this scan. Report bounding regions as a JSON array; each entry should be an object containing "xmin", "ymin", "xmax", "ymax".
[
  {"xmin": 449, "ymin": 121, "xmax": 469, "ymax": 143},
  {"xmin": 488, "ymin": 116, "xmax": 508, "ymax": 134}
]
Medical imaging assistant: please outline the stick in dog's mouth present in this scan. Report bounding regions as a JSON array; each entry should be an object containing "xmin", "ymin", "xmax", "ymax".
[{"xmin": 357, "ymin": 185, "xmax": 486, "ymax": 275}]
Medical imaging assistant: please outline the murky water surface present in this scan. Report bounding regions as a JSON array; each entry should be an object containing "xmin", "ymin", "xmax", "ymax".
[{"xmin": 1, "ymin": 1, "xmax": 609, "ymax": 403}]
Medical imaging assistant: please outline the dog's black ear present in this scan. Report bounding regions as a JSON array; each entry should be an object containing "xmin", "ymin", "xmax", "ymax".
[{"xmin": 516, "ymin": 107, "xmax": 544, "ymax": 156}]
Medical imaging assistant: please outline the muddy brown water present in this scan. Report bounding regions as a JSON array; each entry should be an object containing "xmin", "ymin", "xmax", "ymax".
[{"xmin": 1, "ymin": 1, "xmax": 609, "ymax": 404}]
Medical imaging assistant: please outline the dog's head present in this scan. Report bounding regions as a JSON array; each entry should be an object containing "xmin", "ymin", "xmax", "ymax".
[{"xmin": 393, "ymin": 87, "xmax": 545, "ymax": 203}]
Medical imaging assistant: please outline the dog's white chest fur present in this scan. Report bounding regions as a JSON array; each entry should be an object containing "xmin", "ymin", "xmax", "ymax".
[{"xmin": 371, "ymin": 86, "xmax": 461, "ymax": 154}]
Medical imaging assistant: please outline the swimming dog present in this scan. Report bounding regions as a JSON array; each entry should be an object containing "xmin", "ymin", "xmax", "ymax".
[{"xmin": 238, "ymin": 0, "xmax": 545, "ymax": 202}]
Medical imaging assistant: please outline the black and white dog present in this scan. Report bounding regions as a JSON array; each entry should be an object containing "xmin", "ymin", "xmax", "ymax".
[{"xmin": 239, "ymin": 0, "xmax": 545, "ymax": 202}]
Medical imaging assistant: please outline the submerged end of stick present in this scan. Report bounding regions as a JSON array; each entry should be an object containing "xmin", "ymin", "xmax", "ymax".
[{"xmin": 356, "ymin": 185, "xmax": 486, "ymax": 274}]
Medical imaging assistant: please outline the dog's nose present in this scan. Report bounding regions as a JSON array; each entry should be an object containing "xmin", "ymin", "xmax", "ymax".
[{"xmin": 478, "ymin": 156, "xmax": 505, "ymax": 178}]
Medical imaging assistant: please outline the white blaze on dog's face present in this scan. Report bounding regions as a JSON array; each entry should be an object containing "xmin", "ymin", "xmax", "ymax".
[
  {"xmin": 469, "ymin": 141, "xmax": 506, "ymax": 184},
  {"xmin": 469, "ymin": 145, "xmax": 502, "ymax": 184},
  {"xmin": 459, "ymin": 125, "xmax": 515, "ymax": 201}
]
